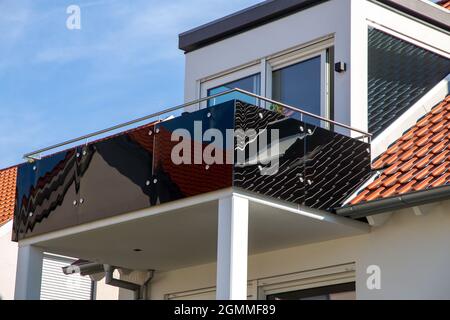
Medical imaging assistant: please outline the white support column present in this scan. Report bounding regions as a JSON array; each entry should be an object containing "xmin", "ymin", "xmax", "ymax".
[
  {"xmin": 14, "ymin": 245, "xmax": 43, "ymax": 300},
  {"xmin": 216, "ymin": 195, "xmax": 249, "ymax": 300}
]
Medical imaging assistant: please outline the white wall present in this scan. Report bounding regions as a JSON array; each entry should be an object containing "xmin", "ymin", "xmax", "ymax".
[
  {"xmin": 0, "ymin": 221, "xmax": 17, "ymax": 300},
  {"xmin": 357, "ymin": 201, "xmax": 450, "ymax": 299},
  {"xmin": 0, "ymin": 221, "xmax": 118, "ymax": 300},
  {"xmin": 95, "ymin": 278, "xmax": 119, "ymax": 300},
  {"xmin": 142, "ymin": 200, "xmax": 450, "ymax": 300}
]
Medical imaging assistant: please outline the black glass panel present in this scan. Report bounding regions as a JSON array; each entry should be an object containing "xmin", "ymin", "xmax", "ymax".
[
  {"xmin": 304, "ymin": 123, "xmax": 371, "ymax": 210},
  {"xmin": 13, "ymin": 99, "xmax": 372, "ymax": 241},
  {"xmin": 234, "ymin": 102, "xmax": 307, "ymax": 204},
  {"xmin": 368, "ymin": 28, "xmax": 450, "ymax": 137},
  {"xmin": 13, "ymin": 148, "xmax": 80, "ymax": 241},
  {"xmin": 153, "ymin": 101, "xmax": 235, "ymax": 204},
  {"xmin": 13, "ymin": 123, "xmax": 157, "ymax": 240},
  {"xmin": 234, "ymin": 101, "xmax": 371, "ymax": 210},
  {"xmin": 77, "ymin": 124, "xmax": 156, "ymax": 224}
]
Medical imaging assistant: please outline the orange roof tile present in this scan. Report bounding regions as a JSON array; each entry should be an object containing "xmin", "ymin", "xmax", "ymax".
[
  {"xmin": 352, "ymin": 95, "xmax": 450, "ymax": 205},
  {"xmin": 437, "ymin": 0, "xmax": 450, "ymax": 10},
  {"xmin": 0, "ymin": 166, "xmax": 17, "ymax": 226}
]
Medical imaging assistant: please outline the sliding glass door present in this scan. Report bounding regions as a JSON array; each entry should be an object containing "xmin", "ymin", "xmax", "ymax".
[
  {"xmin": 269, "ymin": 47, "xmax": 332, "ymax": 128},
  {"xmin": 272, "ymin": 55, "xmax": 323, "ymax": 126},
  {"xmin": 201, "ymin": 45, "xmax": 332, "ymax": 127}
]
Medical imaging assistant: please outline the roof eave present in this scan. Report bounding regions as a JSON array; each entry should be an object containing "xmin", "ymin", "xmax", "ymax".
[
  {"xmin": 179, "ymin": 0, "xmax": 328, "ymax": 53},
  {"xmin": 335, "ymin": 185, "xmax": 450, "ymax": 219},
  {"xmin": 179, "ymin": 0, "xmax": 450, "ymax": 53}
]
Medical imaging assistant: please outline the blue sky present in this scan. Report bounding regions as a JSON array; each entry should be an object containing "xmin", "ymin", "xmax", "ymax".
[{"xmin": 0, "ymin": 0, "xmax": 260, "ymax": 169}]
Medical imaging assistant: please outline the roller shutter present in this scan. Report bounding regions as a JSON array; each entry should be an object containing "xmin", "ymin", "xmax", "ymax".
[{"xmin": 40, "ymin": 254, "xmax": 93, "ymax": 300}]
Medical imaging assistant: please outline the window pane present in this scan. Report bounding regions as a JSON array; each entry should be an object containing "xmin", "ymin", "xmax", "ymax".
[
  {"xmin": 267, "ymin": 282, "xmax": 356, "ymax": 300},
  {"xmin": 272, "ymin": 56, "xmax": 321, "ymax": 126},
  {"xmin": 207, "ymin": 74, "xmax": 261, "ymax": 107},
  {"xmin": 368, "ymin": 28, "xmax": 450, "ymax": 137}
]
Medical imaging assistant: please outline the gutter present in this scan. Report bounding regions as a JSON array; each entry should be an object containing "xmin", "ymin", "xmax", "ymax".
[
  {"xmin": 104, "ymin": 265, "xmax": 155, "ymax": 300},
  {"xmin": 62, "ymin": 260, "xmax": 104, "ymax": 276},
  {"xmin": 104, "ymin": 265, "xmax": 142, "ymax": 300},
  {"xmin": 335, "ymin": 185, "xmax": 450, "ymax": 219}
]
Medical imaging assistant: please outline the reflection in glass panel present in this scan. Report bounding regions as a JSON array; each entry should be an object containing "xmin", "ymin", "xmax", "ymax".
[
  {"xmin": 207, "ymin": 74, "xmax": 261, "ymax": 107},
  {"xmin": 153, "ymin": 102, "xmax": 234, "ymax": 204},
  {"xmin": 272, "ymin": 56, "xmax": 321, "ymax": 126}
]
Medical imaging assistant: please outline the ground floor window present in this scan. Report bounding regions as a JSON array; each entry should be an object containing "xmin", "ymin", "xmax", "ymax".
[
  {"xmin": 266, "ymin": 282, "xmax": 355, "ymax": 300},
  {"xmin": 165, "ymin": 263, "xmax": 356, "ymax": 300}
]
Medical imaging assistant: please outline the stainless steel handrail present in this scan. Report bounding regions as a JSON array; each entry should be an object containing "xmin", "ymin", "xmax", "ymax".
[
  {"xmin": 232, "ymin": 88, "xmax": 371, "ymax": 137},
  {"xmin": 23, "ymin": 88, "xmax": 371, "ymax": 160}
]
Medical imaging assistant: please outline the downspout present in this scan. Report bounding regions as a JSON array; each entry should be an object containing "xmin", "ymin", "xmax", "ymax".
[
  {"xmin": 104, "ymin": 265, "xmax": 142, "ymax": 300},
  {"xmin": 141, "ymin": 270, "xmax": 155, "ymax": 300},
  {"xmin": 62, "ymin": 262, "xmax": 104, "ymax": 276},
  {"xmin": 63, "ymin": 262, "xmax": 155, "ymax": 299}
]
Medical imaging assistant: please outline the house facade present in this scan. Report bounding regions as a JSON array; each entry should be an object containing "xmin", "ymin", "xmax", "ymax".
[
  {"xmin": 3, "ymin": 0, "xmax": 450, "ymax": 300},
  {"xmin": 0, "ymin": 167, "xmax": 118, "ymax": 299}
]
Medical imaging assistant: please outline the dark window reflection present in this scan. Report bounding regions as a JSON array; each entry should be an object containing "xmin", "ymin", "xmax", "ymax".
[
  {"xmin": 368, "ymin": 28, "xmax": 450, "ymax": 137},
  {"xmin": 267, "ymin": 282, "xmax": 356, "ymax": 300},
  {"xmin": 208, "ymin": 74, "xmax": 261, "ymax": 107},
  {"xmin": 272, "ymin": 56, "xmax": 322, "ymax": 126}
]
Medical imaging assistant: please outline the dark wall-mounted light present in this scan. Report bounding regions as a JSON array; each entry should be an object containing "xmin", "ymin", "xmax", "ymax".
[{"xmin": 335, "ymin": 62, "xmax": 347, "ymax": 73}]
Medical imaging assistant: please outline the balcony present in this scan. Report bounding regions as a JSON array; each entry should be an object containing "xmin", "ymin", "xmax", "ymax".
[{"xmin": 13, "ymin": 90, "xmax": 372, "ymax": 244}]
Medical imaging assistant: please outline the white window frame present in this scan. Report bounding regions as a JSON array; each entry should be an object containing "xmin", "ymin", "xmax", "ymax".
[
  {"xmin": 165, "ymin": 287, "xmax": 216, "ymax": 300},
  {"xmin": 366, "ymin": 20, "xmax": 450, "ymax": 59},
  {"xmin": 165, "ymin": 280, "xmax": 258, "ymax": 300},
  {"xmin": 199, "ymin": 63, "xmax": 262, "ymax": 109},
  {"xmin": 268, "ymin": 48, "xmax": 330, "ymax": 126},
  {"xmin": 257, "ymin": 263, "xmax": 356, "ymax": 299},
  {"xmin": 198, "ymin": 36, "xmax": 334, "ymax": 125},
  {"xmin": 164, "ymin": 264, "xmax": 355, "ymax": 300}
]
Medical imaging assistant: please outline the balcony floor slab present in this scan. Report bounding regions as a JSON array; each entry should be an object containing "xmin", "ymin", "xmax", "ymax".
[{"xmin": 21, "ymin": 188, "xmax": 369, "ymax": 271}]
